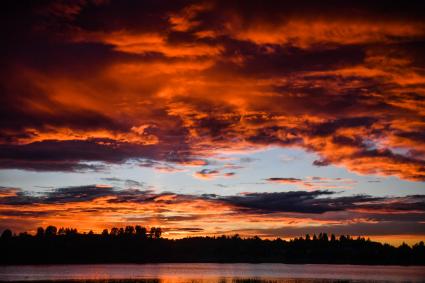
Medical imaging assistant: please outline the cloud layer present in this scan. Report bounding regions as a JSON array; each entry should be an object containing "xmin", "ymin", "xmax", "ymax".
[
  {"xmin": 0, "ymin": 0, "xmax": 424, "ymax": 182},
  {"xmin": 1, "ymin": 185, "xmax": 424, "ymax": 240}
]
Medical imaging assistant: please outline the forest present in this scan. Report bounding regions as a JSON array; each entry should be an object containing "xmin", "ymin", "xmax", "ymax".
[{"xmin": 1, "ymin": 226, "xmax": 424, "ymax": 265}]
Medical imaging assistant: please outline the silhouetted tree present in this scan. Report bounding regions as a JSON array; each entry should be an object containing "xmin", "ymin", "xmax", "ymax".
[
  {"xmin": 36, "ymin": 227, "xmax": 44, "ymax": 237},
  {"xmin": 65, "ymin": 228, "xmax": 78, "ymax": 236},
  {"xmin": 154, "ymin": 227, "xmax": 162, "ymax": 239},
  {"xmin": 19, "ymin": 232, "xmax": 29, "ymax": 237},
  {"xmin": 125, "ymin": 226, "xmax": 135, "ymax": 235},
  {"xmin": 414, "ymin": 241, "xmax": 425, "ymax": 249},
  {"xmin": 45, "ymin": 226, "xmax": 57, "ymax": 237},
  {"xmin": 1, "ymin": 229, "xmax": 12, "ymax": 240},
  {"xmin": 58, "ymin": 228, "xmax": 66, "ymax": 235},
  {"xmin": 148, "ymin": 227, "xmax": 162, "ymax": 239},
  {"xmin": 135, "ymin": 225, "xmax": 147, "ymax": 238},
  {"xmin": 1, "ymin": 226, "xmax": 424, "ymax": 265},
  {"xmin": 149, "ymin": 227, "xmax": 155, "ymax": 239},
  {"xmin": 110, "ymin": 227, "xmax": 119, "ymax": 236}
]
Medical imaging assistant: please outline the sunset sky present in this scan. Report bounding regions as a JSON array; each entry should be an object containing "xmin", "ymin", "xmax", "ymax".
[{"xmin": 1, "ymin": 0, "xmax": 425, "ymax": 245}]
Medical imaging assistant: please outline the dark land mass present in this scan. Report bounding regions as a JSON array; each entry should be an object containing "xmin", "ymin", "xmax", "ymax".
[
  {"xmin": 0, "ymin": 280, "xmax": 358, "ymax": 283},
  {"xmin": 0, "ymin": 281, "xmax": 371, "ymax": 283},
  {"xmin": 1, "ymin": 226, "xmax": 424, "ymax": 265}
]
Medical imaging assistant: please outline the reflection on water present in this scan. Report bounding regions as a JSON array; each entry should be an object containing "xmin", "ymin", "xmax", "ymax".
[{"xmin": 0, "ymin": 263, "xmax": 424, "ymax": 282}]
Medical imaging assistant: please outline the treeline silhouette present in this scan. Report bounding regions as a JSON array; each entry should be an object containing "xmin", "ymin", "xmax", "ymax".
[{"xmin": 1, "ymin": 226, "xmax": 424, "ymax": 265}]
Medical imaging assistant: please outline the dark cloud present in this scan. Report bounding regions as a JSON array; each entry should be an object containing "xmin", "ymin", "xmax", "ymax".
[
  {"xmin": 264, "ymin": 176, "xmax": 357, "ymax": 190},
  {"xmin": 194, "ymin": 167, "xmax": 238, "ymax": 179},
  {"xmin": 138, "ymin": 159, "xmax": 184, "ymax": 172},
  {"xmin": 0, "ymin": 139, "xmax": 189, "ymax": 172},
  {"xmin": 311, "ymin": 117, "xmax": 377, "ymax": 137},
  {"xmin": 101, "ymin": 177, "xmax": 145, "ymax": 188},
  {"xmin": 44, "ymin": 185, "xmax": 116, "ymax": 203},
  {"xmin": 313, "ymin": 159, "xmax": 331, "ymax": 167},
  {"xmin": 0, "ymin": 187, "xmax": 40, "ymax": 205},
  {"xmin": 266, "ymin": 177, "xmax": 302, "ymax": 183},
  {"xmin": 3, "ymin": 186, "xmax": 424, "ymax": 216},
  {"xmin": 216, "ymin": 191, "xmax": 425, "ymax": 215},
  {"xmin": 214, "ymin": 44, "xmax": 366, "ymax": 78},
  {"xmin": 354, "ymin": 195, "xmax": 425, "ymax": 213},
  {"xmin": 218, "ymin": 191, "xmax": 350, "ymax": 213},
  {"xmin": 196, "ymin": 169, "xmax": 219, "ymax": 176},
  {"xmin": 70, "ymin": 0, "xmax": 191, "ymax": 33},
  {"xmin": 206, "ymin": 0, "xmax": 425, "ymax": 22},
  {"xmin": 0, "ymin": 185, "xmax": 115, "ymax": 205}
]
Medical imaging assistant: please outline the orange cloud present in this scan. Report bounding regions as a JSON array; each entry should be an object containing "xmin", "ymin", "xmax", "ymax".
[{"xmin": 228, "ymin": 19, "xmax": 425, "ymax": 48}]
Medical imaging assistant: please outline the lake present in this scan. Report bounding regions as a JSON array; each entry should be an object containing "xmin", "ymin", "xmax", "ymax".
[{"xmin": 0, "ymin": 263, "xmax": 424, "ymax": 282}]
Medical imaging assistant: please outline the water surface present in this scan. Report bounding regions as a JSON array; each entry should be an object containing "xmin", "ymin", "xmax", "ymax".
[{"xmin": 0, "ymin": 263, "xmax": 424, "ymax": 282}]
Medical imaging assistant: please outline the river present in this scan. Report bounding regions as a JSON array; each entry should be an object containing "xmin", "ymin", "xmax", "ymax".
[{"xmin": 0, "ymin": 263, "xmax": 424, "ymax": 282}]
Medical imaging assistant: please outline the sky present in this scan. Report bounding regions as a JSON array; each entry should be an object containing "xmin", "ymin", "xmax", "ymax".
[{"xmin": 1, "ymin": 0, "xmax": 425, "ymax": 245}]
